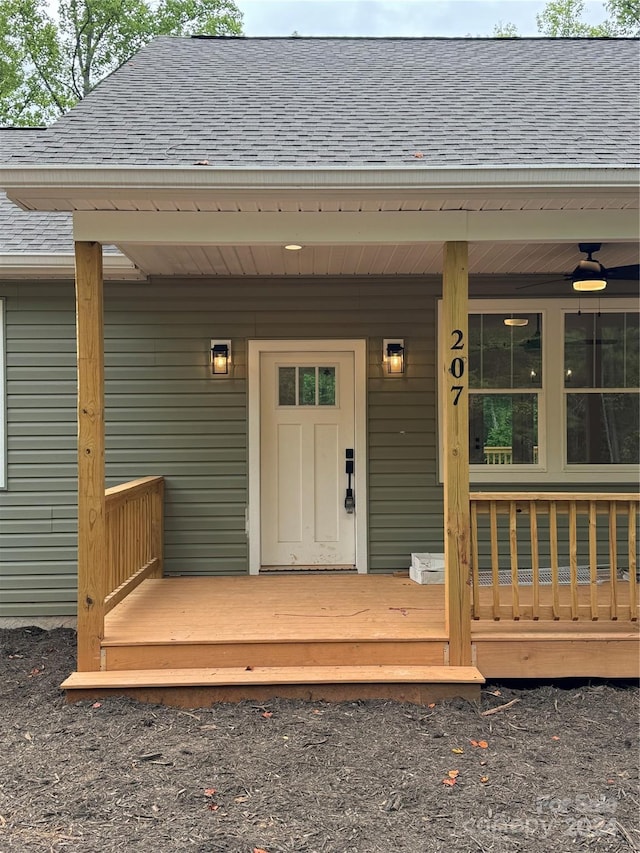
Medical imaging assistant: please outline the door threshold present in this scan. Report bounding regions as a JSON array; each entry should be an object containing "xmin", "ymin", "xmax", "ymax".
[{"xmin": 260, "ymin": 565, "xmax": 357, "ymax": 574}]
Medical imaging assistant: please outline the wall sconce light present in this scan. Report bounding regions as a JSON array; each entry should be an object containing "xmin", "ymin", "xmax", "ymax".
[
  {"xmin": 211, "ymin": 340, "xmax": 231, "ymax": 376},
  {"xmin": 383, "ymin": 339, "xmax": 405, "ymax": 375},
  {"xmin": 504, "ymin": 316, "xmax": 529, "ymax": 327}
]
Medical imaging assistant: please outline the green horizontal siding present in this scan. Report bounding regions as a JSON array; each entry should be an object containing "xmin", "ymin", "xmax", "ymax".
[{"xmin": 2, "ymin": 275, "xmax": 635, "ymax": 617}]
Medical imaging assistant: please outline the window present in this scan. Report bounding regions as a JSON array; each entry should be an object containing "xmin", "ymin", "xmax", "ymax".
[
  {"xmin": 278, "ymin": 365, "xmax": 337, "ymax": 407},
  {"xmin": 439, "ymin": 299, "xmax": 639, "ymax": 484},
  {"xmin": 0, "ymin": 299, "xmax": 5, "ymax": 489},
  {"xmin": 564, "ymin": 311, "xmax": 639, "ymax": 465}
]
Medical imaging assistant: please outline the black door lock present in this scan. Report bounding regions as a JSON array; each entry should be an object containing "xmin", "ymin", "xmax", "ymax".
[{"xmin": 345, "ymin": 449, "xmax": 355, "ymax": 513}]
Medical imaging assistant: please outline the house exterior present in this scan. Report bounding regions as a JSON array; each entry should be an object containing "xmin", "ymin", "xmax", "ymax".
[{"xmin": 0, "ymin": 37, "xmax": 638, "ymax": 695}]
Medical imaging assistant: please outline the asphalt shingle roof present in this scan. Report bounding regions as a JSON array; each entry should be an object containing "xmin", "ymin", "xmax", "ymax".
[
  {"xmin": 0, "ymin": 132, "xmax": 73, "ymax": 252},
  {"xmin": 4, "ymin": 37, "xmax": 639, "ymax": 168},
  {"xmin": 0, "ymin": 190, "xmax": 73, "ymax": 253}
]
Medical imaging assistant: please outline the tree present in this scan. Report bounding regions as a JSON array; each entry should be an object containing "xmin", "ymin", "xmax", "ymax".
[
  {"xmin": 493, "ymin": 0, "xmax": 639, "ymax": 38},
  {"xmin": 0, "ymin": 0, "xmax": 243, "ymax": 126}
]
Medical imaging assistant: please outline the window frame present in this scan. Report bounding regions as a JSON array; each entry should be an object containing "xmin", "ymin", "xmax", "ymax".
[{"xmin": 437, "ymin": 297, "xmax": 639, "ymax": 485}]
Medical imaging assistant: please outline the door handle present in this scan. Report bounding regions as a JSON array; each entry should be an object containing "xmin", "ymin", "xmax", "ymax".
[{"xmin": 344, "ymin": 449, "xmax": 355, "ymax": 514}]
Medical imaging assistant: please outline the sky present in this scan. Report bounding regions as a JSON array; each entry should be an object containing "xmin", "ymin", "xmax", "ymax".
[{"xmin": 239, "ymin": 0, "xmax": 609, "ymax": 37}]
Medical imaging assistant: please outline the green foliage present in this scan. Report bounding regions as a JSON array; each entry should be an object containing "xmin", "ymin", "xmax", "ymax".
[
  {"xmin": 493, "ymin": 0, "xmax": 639, "ymax": 38},
  {"xmin": 0, "ymin": 0, "xmax": 242, "ymax": 126},
  {"xmin": 536, "ymin": 0, "xmax": 608, "ymax": 35},
  {"xmin": 493, "ymin": 21, "xmax": 520, "ymax": 38}
]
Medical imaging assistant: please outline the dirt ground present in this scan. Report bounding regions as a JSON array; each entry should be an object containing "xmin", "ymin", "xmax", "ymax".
[{"xmin": 0, "ymin": 628, "xmax": 638, "ymax": 853}]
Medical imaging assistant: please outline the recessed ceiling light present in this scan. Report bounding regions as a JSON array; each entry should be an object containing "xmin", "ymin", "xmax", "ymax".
[{"xmin": 284, "ymin": 243, "xmax": 303, "ymax": 251}]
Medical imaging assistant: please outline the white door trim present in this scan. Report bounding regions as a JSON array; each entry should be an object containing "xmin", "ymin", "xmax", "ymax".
[{"xmin": 248, "ymin": 339, "xmax": 368, "ymax": 575}]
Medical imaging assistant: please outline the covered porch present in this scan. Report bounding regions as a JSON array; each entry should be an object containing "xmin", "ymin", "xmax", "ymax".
[{"xmin": 5, "ymin": 166, "xmax": 638, "ymax": 704}]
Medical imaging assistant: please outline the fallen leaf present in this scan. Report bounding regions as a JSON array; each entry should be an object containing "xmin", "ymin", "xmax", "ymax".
[
  {"xmin": 207, "ymin": 803, "xmax": 219, "ymax": 812},
  {"xmin": 254, "ymin": 848, "xmax": 269, "ymax": 853},
  {"xmin": 204, "ymin": 788, "xmax": 217, "ymax": 797},
  {"xmin": 194, "ymin": 159, "xmax": 210, "ymax": 166},
  {"xmin": 428, "ymin": 703, "xmax": 436, "ymax": 709},
  {"xmin": 245, "ymin": 665, "xmax": 253, "ymax": 671},
  {"xmin": 448, "ymin": 770, "xmax": 459, "ymax": 778},
  {"xmin": 452, "ymin": 748, "xmax": 464, "ymax": 755},
  {"xmin": 261, "ymin": 711, "xmax": 273, "ymax": 719},
  {"xmin": 442, "ymin": 778, "xmax": 457, "ymax": 787},
  {"xmin": 480, "ymin": 776, "xmax": 489, "ymax": 784},
  {"xmin": 413, "ymin": 152, "xmax": 425, "ymax": 158},
  {"xmin": 28, "ymin": 667, "xmax": 43, "ymax": 677},
  {"xmin": 24, "ymin": 732, "xmax": 33, "ymax": 741},
  {"xmin": 234, "ymin": 795, "xmax": 249, "ymax": 803},
  {"xmin": 470, "ymin": 739, "xmax": 488, "ymax": 748},
  {"xmin": 91, "ymin": 702, "xmax": 102, "ymax": 709},
  {"xmin": 551, "ymin": 736, "xmax": 560, "ymax": 741}
]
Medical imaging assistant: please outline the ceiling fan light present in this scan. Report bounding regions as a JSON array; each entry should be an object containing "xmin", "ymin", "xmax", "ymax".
[
  {"xmin": 504, "ymin": 317, "xmax": 529, "ymax": 327},
  {"xmin": 573, "ymin": 278, "xmax": 607, "ymax": 292}
]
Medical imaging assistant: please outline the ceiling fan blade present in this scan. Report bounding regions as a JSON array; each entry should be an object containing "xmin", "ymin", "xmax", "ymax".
[
  {"xmin": 516, "ymin": 277, "xmax": 567, "ymax": 290},
  {"xmin": 605, "ymin": 264, "xmax": 640, "ymax": 280}
]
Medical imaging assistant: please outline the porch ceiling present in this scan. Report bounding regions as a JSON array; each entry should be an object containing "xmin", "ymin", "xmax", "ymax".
[{"xmin": 115, "ymin": 239, "xmax": 640, "ymax": 278}]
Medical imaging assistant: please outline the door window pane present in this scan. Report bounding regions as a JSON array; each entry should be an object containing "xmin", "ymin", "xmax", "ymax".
[
  {"xmin": 278, "ymin": 367, "xmax": 296, "ymax": 406},
  {"xmin": 298, "ymin": 367, "xmax": 317, "ymax": 406},
  {"xmin": 566, "ymin": 393, "xmax": 639, "ymax": 464},
  {"xmin": 470, "ymin": 394, "xmax": 539, "ymax": 464},
  {"xmin": 318, "ymin": 367, "xmax": 336, "ymax": 406}
]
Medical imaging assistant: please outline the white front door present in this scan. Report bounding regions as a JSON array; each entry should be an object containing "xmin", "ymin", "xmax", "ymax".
[{"xmin": 260, "ymin": 351, "xmax": 356, "ymax": 568}]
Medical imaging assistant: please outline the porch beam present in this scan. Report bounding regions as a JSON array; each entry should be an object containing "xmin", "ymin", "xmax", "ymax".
[
  {"xmin": 72, "ymin": 209, "xmax": 640, "ymax": 246},
  {"xmin": 75, "ymin": 240, "xmax": 107, "ymax": 672},
  {"xmin": 442, "ymin": 241, "xmax": 472, "ymax": 668}
]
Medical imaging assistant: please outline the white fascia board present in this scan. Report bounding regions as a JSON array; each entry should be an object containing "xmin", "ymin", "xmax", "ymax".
[
  {"xmin": 1, "ymin": 164, "xmax": 639, "ymax": 208},
  {"xmin": 0, "ymin": 253, "xmax": 146, "ymax": 280},
  {"xmin": 72, "ymin": 208, "xmax": 640, "ymax": 246}
]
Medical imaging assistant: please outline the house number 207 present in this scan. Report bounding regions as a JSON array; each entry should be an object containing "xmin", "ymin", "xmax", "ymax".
[{"xmin": 450, "ymin": 329, "xmax": 465, "ymax": 406}]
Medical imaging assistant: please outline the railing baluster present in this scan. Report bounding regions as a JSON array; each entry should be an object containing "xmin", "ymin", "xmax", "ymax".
[
  {"xmin": 549, "ymin": 502, "xmax": 560, "ymax": 620},
  {"xmin": 103, "ymin": 477, "xmax": 165, "ymax": 614},
  {"xmin": 627, "ymin": 501, "xmax": 636, "ymax": 622},
  {"xmin": 609, "ymin": 503, "xmax": 618, "ymax": 621},
  {"xmin": 530, "ymin": 501, "xmax": 539, "ymax": 620},
  {"xmin": 509, "ymin": 501, "xmax": 519, "ymax": 620},
  {"xmin": 569, "ymin": 500, "xmax": 579, "ymax": 620},
  {"xmin": 469, "ymin": 492, "xmax": 638, "ymax": 625},
  {"xmin": 588, "ymin": 501, "xmax": 598, "ymax": 621},
  {"xmin": 490, "ymin": 501, "xmax": 500, "ymax": 620},
  {"xmin": 470, "ymin": 501, "xmax": 480, "ymax": 619}
]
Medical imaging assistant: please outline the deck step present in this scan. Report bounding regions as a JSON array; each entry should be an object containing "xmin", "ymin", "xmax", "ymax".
[{"xmin": 63, "ymin": 664, "xmax": 484, "ymax": 690}]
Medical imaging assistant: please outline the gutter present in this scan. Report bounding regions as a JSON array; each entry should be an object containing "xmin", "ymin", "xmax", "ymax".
[
  {"xmin": 0, "ymin": 164, "xmax": 638, "ymax": 199},
  {"xmin": 0, "ymin": 253, "xmax": 146, "ymax": 280}
]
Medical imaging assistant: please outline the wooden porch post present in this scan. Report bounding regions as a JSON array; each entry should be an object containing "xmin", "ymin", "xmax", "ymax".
[
  {"xmin": 442, "ymin": 241, "xmax": 472, "ymax": 667},
  {"xmin": 75, "ymin": 241, "xmax": 107, "ymax": 671}
]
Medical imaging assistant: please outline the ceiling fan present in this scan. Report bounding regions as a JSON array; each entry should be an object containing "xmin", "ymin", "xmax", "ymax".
[{"xmin": 519, "ymin": 243, "xmax": 640, "ymax": 291}]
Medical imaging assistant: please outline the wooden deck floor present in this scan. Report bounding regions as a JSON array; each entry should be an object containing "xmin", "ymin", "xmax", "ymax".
[{"xmin": 104, "ymin": 575, "xmax": 447, "ymax": 645}]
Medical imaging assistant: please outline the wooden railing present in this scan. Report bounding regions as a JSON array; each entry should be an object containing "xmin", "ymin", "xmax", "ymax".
[
  {"xmin": 483, "ymin": 446, "xmax": 539, "ymax": 465},
  {"xmin": 104, "ymin": 476, "xmax": 165, "ymax": 613},
  {"xmin": 470, "ymin": 493, "xmax": 639, "ymax": 622}
]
